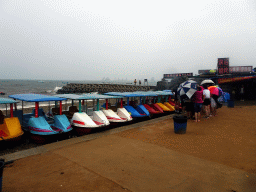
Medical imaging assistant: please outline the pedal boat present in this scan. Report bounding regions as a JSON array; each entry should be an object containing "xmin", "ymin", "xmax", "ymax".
[
  {"xmin": 9, "ymin": 94, "xmax": 72, "ymax": 143},
  {"xmin": 56, "ymin": 94, "xmax": 107, "ymax": 135},
  {"xmin": 0, "ymin": 98, "xmax": 23, "ymax": 142},
  {"xmin": 105, "ymin": 92, "xmax": 150, "ymax": 118},
  {"xmin": 133, "ymin": 91, "xmax": 161, "ymax": 116}
]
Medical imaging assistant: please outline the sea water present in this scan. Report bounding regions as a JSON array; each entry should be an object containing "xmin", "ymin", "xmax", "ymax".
[{"xmin": 0, "ymin": 79, "xmax": 101, "ymax": 110}]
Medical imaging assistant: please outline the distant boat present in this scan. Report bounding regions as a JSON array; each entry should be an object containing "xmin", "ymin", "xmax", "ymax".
[{"xmin": 38, "ymin": 81, "xmax": 44, "ymax": 83}]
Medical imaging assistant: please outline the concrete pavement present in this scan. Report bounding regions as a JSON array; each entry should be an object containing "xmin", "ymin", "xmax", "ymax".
[{"xmin": 1, "ymin": 115, "xmax": 256, "ymax": 191}]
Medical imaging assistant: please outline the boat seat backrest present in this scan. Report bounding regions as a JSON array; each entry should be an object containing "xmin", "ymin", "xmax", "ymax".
[
  {"xmin": 109, "ymin": 106, "xmax": 117, "ymax": 112},
  {"xmin": 116, "ymin": 101, "xmax": 125, "ymax": 108},
  {"xmin": 69, "ymin": 106, "xmax": 79, "ymax": 112},
  {"xmin": 52, "ymin": 107, "xmax": 60, "ymax": 115},
  {"xmin": 32, "ymin": 108, "xmax": 47, "ymax": 118},
  {"xmin": 0, "ymin": 110, "xmax": 5, "ymax": 124},
  {"xmin": 13, "ymin": 110, "xmax": 23, "ymax": 123}
]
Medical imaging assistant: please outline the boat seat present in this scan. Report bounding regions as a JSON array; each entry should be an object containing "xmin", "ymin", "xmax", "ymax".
[
  {"xmin": 52, "ymin": 107, "xmax": 60, "ymax": 115},
  {"xmin": 69, "ymin": 106, "xmax": 79, "ymax": 113},
  {"xmin": 0, "ymin": 110, "xmax": 5, "ymax": 124},
  {"xmin": 109, "ymin": 106, "xmax": 117, "ymax": 112},
  {"xmin": 116, "ymin": 101, "xmax": 125, "ymax": 108},
  {"xmin": 62, "ymin": 111, "xmax": 72, "ymax": 119}
]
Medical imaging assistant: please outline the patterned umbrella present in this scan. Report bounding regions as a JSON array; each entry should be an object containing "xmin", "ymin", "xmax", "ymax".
[
  {"xmin": 208, "ymin": 86, "xmax": 219, "ymax": 96},
  {"xmin": 177, "ymin": 80, "xmax": 198, "ymax": 99}
]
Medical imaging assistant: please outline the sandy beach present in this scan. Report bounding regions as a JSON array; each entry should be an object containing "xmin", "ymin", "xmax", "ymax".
[{"xmin": 1, "ymin": 102, "xmax": 256, "ymax": 191}]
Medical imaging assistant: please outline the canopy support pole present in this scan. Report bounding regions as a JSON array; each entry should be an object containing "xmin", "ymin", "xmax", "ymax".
[
  {"xmin": 22, "ymin": 101, "xmax": 24, "ymax": 126},
  {"xmin": 158, "ymin": 96, "xmax": 161, "ymax": 103},
  {"xmin": 35, "ymin": 102, "xmax": 39, "ymax": 118},
  {"xmin": 14, "ymin": 102, "xmax": 17, "ymax": 111},
  {"xmin": 82, "ymin": 100, "xmax": 85, "ymax": 112},
  {"xmin": 5, "ymin": 104, "xmax": 7, "ymax": 116},
  {"xmin": 10, "ymin": 103, "xmax": 13, "ymax": 117},
  {"xmin": 59, "ymin": 101, "xmax": 62, "ymax": 115},
  {"xmin": 96, "ymin": 99, "xmax": 99, "ymax": 111},
  {"xmin": 48, "ymin": 101, "xmax": 51, "ymax": 116},
  {"xmin": 106, "ymin": 99, "xmax": 108, "ymax": 110},
  {"xmin": 86, "ymin": 100, "xmax": 88, "ymax": 113},
  {"xmin": 79, "ymin": 100, "xmax": 82, "ymax": 112},
  {"xmin": 127, "ymin": 97, "xmax": 129, "ymax": 106},
  {"xmin": 140, "ymin": 97, "xmax": 142, "ymax": 105}
]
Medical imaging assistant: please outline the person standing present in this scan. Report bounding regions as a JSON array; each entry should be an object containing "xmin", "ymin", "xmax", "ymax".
[
  {"xmin": 192, "ymin": 86, "xmax": 204, "ymax": 122},
  {"xmin": 240, "ymin": 85, "xmax": 244, "ymax": 101},
  {"xmin": 134, "ymin": 79, "xmax": 137, "ymax": 86},
  {"xmin": 184, "ymin": 99, "xmax": 194, "ymax": 119},
  {"xmin": 203, "ymin": 85, "xmax": 211, "ymax": 118}
]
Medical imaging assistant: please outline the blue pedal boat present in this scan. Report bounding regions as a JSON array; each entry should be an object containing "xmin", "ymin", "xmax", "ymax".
[
  {"xmin": 132, "ymin": 91, "xmax": 161, "ymax": 116},
  {"xmin": 9, "ymin": 94, "xmax": 72, "ymax": 143},
  {"xmin": 105, "ymin": 92, "xmax": 150, "ymax": 118}
]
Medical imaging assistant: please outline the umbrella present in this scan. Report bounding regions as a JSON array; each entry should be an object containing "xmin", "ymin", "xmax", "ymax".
[
  {"xmin": 201, "ymin": 79, "xmax": 214, "ymax": 85},
  {"xmin": 177, "ymin": 80, "xmax": 198, "ymax": 99},
  {"xmin": 217, "ymin": 87, "xmax": 223, "ymax": 96},
  {"xmin": 208, "ymin": 86, "xmax": 219, "ymax": 96}
]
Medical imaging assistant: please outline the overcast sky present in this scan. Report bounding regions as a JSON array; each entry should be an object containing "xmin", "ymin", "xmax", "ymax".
[{"xmin": 1, "ymin": 0, "xmax": 256, "ymax": 81}]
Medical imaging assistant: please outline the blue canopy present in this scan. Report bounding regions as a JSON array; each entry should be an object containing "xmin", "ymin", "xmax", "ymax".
[
  {"xmin": 133, "ymin": 91, "xmax": 158, "ymax": 97},
  {"xmin": 81, "ymin": 94, "xmax": 122, "ymax": 100},
  {"xmin": 105, "ymin": 92, "xmax": 141, "ymax": 97},
  {"xmin": 0, "ymin": 98, "xmax": 18, "ymax": 104},
  {"xmin": 9, "ymin": 94, "xmax": 67, "ymax": 102},
  {"xmin": 56, "ymin": 94, "xmax": 85, "ymax": 100},
  {"xmin": 56, "ymin": 93, "xmax": 122, "ymax": 100},
  {"xmin": 155, "ymin": 91, "xmax": 173, "ymax": 96},
  {"xmin": 146, "ymin": 91, "xmax": 173, "ymax": 96}
]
